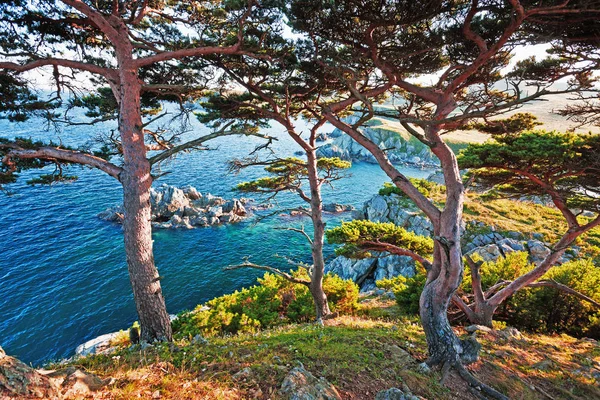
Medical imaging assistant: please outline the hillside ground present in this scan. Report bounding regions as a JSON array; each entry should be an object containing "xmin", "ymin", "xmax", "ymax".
[{"xmin": 52, "ymin": 296, "xmax": 600, "ymax": 400}]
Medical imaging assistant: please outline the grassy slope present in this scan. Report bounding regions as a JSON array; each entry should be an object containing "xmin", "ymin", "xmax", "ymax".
[{"xmin": 60, "ymin": 298, "xmax": 600, "ymax": 400}]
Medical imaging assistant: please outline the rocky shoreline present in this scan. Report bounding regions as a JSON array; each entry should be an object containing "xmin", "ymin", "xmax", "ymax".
[
  {"xmin": 98, "ymin": 184, "xmax": 250, "ymax": 229},
  {"xmin": 316, "ymin": 115, "xmax": 439, "ymax": 168}
]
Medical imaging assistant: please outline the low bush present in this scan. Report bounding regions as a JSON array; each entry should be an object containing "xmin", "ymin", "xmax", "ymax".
[
  {"xmin": 504, "ymin": 258, "xmax": 600, "ymax": 338},
  {"xmin": 376, "ymin": 265, "xmax": 427, "ymax": 315},
  {"xmin": 173, "ymin": 268, "xmax": 359, "ymax": 339},
  {"xmin": 378, "ymin": 178, "xmax": 442, "ymax": 198},
  {"xmin": 376, "ymin": 251, "xmax": 600, "ymax": 337}
]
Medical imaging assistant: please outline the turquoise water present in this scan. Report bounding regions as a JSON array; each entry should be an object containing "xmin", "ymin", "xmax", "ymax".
[{"xmin": 0, "ymin": 114, "xmax": 432, "ymax": 365}]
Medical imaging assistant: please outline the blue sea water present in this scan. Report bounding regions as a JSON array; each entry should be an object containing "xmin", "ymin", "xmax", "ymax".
[{"xmin": 0, "ymin": 112, "xmax": 433, "ymax": 365}]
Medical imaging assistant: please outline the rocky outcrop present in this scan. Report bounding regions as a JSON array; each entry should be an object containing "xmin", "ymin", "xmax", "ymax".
[
  {"xmin": 42, "ymin": 368, "xmax": 108, "ymax": 398},
  {"xmin": 316, "ymin": 116, "xmax": 437, "ymax": 167},
  {"xmin": 98, "ymin": 184, "xmax": 250, "ymax": 229},
  {"xmin": 280, "ymin": 365, "xmax": 341, "ymax": 400},
  {"xmin": 322, "ymin": 203, "xmax": 355, "ymax": 213},
  {"xmin": 326, "ymin": 254, "xmax": 416, "ymax": 292},
  {"xmin": 326, "ymin": 191, "xmax": 579, "ymax": 291},
  {"xmin": 0, "ymin": 347, "xmax": 106, "ymax": 399},
  {"xmin": 75, "ymin": 332, "xmax": 121, "ymax": 357},
  {"xmin": 464, "ymin": 227, "xmax": 578, "ymax": 265},
  {"xmin": 355, "ymin": 194, "xmax": 434, "ymax": 237},
  {"xmin": 0, "ymin": 346, "xmax": 60, "ymax": 399}
]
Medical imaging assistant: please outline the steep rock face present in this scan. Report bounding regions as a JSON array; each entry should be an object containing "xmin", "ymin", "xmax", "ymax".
[
  {"xmin": 98, "ymin": 184, "xmax": 249, "ymax": 229},
  {"xmin": 360, "ymin": 194, "xmax": 434, "ymax": 237},
  {"xmin": 316, "ymin": 116, "xmax": 438, "ymax": 167}
]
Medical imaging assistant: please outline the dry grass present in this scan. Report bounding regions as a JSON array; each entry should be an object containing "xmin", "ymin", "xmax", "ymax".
[{"xmin": 53, "ymin": 298, "xmax": 600, "ymax": 400}]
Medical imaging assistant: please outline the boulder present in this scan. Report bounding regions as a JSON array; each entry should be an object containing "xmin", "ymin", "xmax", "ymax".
[
  {"xmin": 43, "ymin": 367, "xmax": 107, "ymax": 397},
  {"xmin": 465, "ymin": 325, "xmax": 493, "ymax": 334},
  {"xmin": 467, "ymin": 244, "xmax": 502, "ymax": 262},
  {"xmin": 0, "ymin": 346, "xmax": 60, "ymax": 399},
  {"xmin": 375, "ymin": 388, "xmax": 419, "ymax": 400},
  {"xmin": 280, "ymin": 365, "xmax": 341, "ymax": 400},
  {"xmin": 322, "ymin": 203, "xmax": 355, "ymax": 213},
  {"xmin": 151, "ymin": 185, "xmax": 189, "ymax": 217},
  {"xmin": 75, "ymin": 332, "xmax": 121, "ymax": 356},
  {"xmin": 384, "ymin": 344, "xmax": 414, "ymax": 366},
  {"xmin": 527, "ymin": 240, "xmax": 551, "ymax": 264},
  {"xmin": 97, "ymin": 206, "xmax": 124, "ymax": 222},
  {"xmin": 365, "ymin": 195, "xmax": 389, "ymax": 222},
  {"xmin": 325, "ymin": 257, "xmax": 377, "ymax": 285}
]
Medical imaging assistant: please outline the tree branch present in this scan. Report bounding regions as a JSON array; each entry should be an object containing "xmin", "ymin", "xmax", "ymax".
[
  {"xmin": 0, "ymin": 58, "xmax": 115, "ymax": 79},
  {"xmin": 465, "ymin": 255, "xmax": 486, "ymax": 305},
  {"xmin": 149, "ymin": 128, "xmax": 276, "ymax": 166},
  {"xmin": 223, "ymin": 261, "xmax": 310, "ymax": 286},
  {"xmin": 3, "ymin": 146, "xmax": 122, "ymax": 180}
]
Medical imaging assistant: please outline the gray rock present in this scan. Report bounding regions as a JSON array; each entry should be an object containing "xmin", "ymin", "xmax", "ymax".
[
  {"xmin": 0, "ymin": 346, "xmax": 60, "ymax": 399},
  {"xmin": 97, "ymin": 206, "xmax": 124, "ymax": 222},
  {"xmin": 465, "ymin": 325, "xmax": 493, "ymax": 333},
  {"xmin": 374, "ymin": 255, "xmax": 415, "ymax": 282},
  {"xmin": 280, "ymin": 366, "xmax": 341, "ymax": 400},
  {"xmin": 232, "ymin": 367, "xmax": 253, "ymax": 381},
  {"xmin": 365, "ymin": 195, "xmax": 389, "ymax": 222},
  {"xmin": 322, "ymin": 203, "xmax": 355, "ymax": 213},
  {"xmin": 151, "ymin": 185, "xmax": 189, "ymax": 217},
  {"xmin": 498, "ymin": 238, "xmax": 525, "ymax": 252},
  {"xmin": 497, "ymin": 327, "xmax": 526, "ymax": 341},
  {"xmin": 207, "ymin": 206, "xmax": 223, "ymax": 218},
  {"xmin": 182, "ymin": 185, "xmax": 201, "ymax": 200},
  {"xmin": 375, "ymin": 388, "xmax": 418, "ymax": 400},
  {"xmin": 192, "ymin": 334, "xmax": 209, "ymax": 345},
  {"xmin": 527, "ymin": 240, "xmax": 551, "ymax": 263},
  {"xmin": 426, "ymin": 171, "xmax": 445, "ymax": 185},
  {"xmin": 189, "ymin": 216, "xmax": 208, "ymax": 226},
  {"xmin": 467, "ymin": 244, "xmax": 502, "ymax": 262},
  {"xmin": 316, "ymin": 116, "xmax": 438, "ymax": 166},
  {"xmin": 384, "ymin": 344, "xmax": 413, "ymax": 366},
  {"xmin": 100, "ymin": 185, "xmax": 249, "ymax": 229},
  {"xmin": 325, "ymin": 257, "xmax": 377, "ymax": 284},
  {"xmin": 75, "ymin": 332, "xmax": 121, "ymax": 356}
]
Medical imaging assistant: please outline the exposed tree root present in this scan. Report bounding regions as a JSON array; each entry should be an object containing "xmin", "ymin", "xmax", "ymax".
[{"xmin": 455, "ymin": 362, "xmax": 509, "ymax": 400}]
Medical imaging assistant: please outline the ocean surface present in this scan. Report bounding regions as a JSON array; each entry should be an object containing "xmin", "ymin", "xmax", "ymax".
[{"xmin": 0, "ymin": 111, "xmax": 433, "ymax": 365}]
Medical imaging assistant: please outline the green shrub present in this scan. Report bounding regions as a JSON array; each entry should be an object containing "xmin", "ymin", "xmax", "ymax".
[
  {"xmin": 505, "ymin": 258, "xmax": 600, "ymax": 338},
  {"xmin": 376, "ymin": 275, "xmax": 407, "ymax": 292},
  {"xmin": 378, "ymin": 178, "xmax": 442, "ymax": 198},
  {"xmin": 394, "ymin": 266, "xmax": 427, "ymax": 315},
  {"xmin": 172, "ymin": 268, "xmax": 359, "ymax": 339},
  {"xmin": 462, "ymin": 251, "xmax": 532, "ymax": 292},
  {"xmin": 375, "ymin": 266, "xmax": 426, "ymax": 315},
  {"xmin": 460, "ymin": 253, "xmax": 600, "ymax": 338}
]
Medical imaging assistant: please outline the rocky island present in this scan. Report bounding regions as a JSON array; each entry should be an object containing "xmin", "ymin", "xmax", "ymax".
[{"xmin": 98, "ymin": 184, "xmax": 250, "ymax": 229}]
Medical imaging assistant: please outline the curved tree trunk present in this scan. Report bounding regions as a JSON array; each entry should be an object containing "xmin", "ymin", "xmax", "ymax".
[
  {"xmin": 306, "ymin": 150, "xmax": 331, "ymax": 323},
  {"xmin": 118, "ymin": 66, "xmax": 172, "ymax": 342},
  {"xmin": 419, "ymin": 122, "xmax": 478, "ymax": 366}
]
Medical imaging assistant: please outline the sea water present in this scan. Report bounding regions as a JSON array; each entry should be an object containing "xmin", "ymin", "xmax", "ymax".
[{"xmin": 0, "ymin": 112, "xmax": 432, "ymax": 365}]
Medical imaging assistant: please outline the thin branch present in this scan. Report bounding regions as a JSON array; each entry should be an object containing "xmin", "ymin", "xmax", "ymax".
[
  {"xmin": 274, "ymin": 226, "xmax": 313, "ymax": 245},
  {"xmin": 223, "ymin": 261, "xmax": 310, "ymax": 286},
  {"xmin": 149, "ymin": 128, "xmax": 276, "ymax": 166}
]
